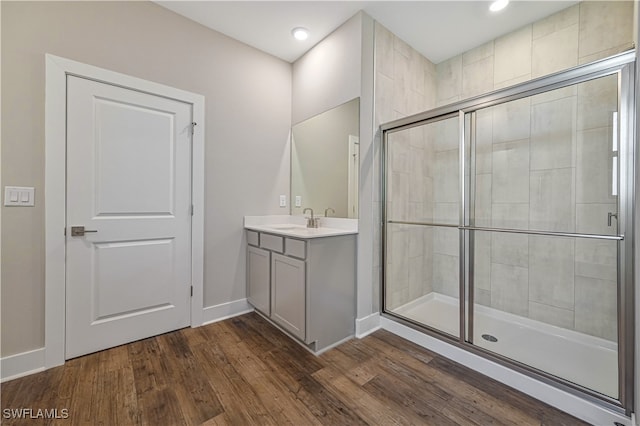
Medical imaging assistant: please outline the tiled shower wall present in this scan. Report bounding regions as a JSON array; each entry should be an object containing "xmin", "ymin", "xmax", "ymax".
[
  {"xmin": 373, "ymin": 22, "xmax": 438, "ymax": 310},
  {"xmin": 377, "ymin": 1, "xmax": 634, "ymax": 341},
  {"xmin": 436, "ymin": 2, "xmax": 635, "ymax": 107}
]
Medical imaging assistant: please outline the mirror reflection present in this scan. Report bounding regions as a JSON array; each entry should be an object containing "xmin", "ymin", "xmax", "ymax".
[{"xmin": 291, "ymin": 98, "xmax": 360, "ymax": 218}]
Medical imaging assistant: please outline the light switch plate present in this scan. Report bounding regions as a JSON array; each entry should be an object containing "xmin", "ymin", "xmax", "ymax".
[
  {"xmin": 4, "ymin": 186, "xmax": 35, "ymax": 207},
  {"xmin": 279, "ymin": 195, "xmax": 287, "ymax": 207}
]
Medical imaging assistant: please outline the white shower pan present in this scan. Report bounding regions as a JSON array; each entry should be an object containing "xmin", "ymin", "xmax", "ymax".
[{"xmin": 392, "ymin": 292, "xmax": 618, "ymax": 399}]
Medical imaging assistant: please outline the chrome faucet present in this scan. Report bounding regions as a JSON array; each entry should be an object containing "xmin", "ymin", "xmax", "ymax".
[
  {"xmin": 303, "ymin": 208, "xmax": 319, "ymax": 228},
  {"xmin": 324, "ymin": 207, "xmax": 335, "ymax": 217}
]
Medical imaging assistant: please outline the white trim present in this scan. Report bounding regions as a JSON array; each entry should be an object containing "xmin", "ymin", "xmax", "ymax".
[
  {"xmin": 202, "ymin": 299, "xmax": 254, "ymax": 325},
  {"xmin": 44, "ymin": 54, "xmax": 205, "ymax": 368},
  {"xmin": 355, "ymin": 312, "xmax": 381, "ymax": 338},
  {"xmin": 1, "ymin": 349, "xmax": 46, "ymax": 383},
  {"xmin": 381, "ymin": 317, "xmax": 632, "ymax": 426}
]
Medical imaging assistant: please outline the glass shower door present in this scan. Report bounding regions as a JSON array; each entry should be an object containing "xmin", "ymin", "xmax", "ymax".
[
  {"xmin": 384, "ymin": 115, "xmax": 461, "ymax": 338},
  {"xmin": 468, "ymin": 74, "xmax": 621, "ymax": 399}
]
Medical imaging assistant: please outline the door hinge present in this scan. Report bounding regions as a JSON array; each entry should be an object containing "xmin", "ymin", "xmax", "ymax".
[
  {"xmin": 190, "ymin": 286, "xmax": 193, "ymax": 297},
  {"xmin": 191, "ymin": 204, "xmax": 194, "ymax": 216},
  {"xmin": 64, "ymin": 227, "xmax": 66, "ymax": 236},
  {"xmin": 191, "ymin": 122, "xmax": 197, "ymax": 136}
]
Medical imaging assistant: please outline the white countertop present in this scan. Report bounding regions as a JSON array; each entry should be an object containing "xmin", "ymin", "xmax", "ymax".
[{"xmin": 244, "ymin": 215, "xmax": 358, "ymax": 239}]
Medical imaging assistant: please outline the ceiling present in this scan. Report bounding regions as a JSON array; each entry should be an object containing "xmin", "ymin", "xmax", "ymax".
[{"xmin": 156, "ymin": 1, "xmax": 579, "ymax": 64}]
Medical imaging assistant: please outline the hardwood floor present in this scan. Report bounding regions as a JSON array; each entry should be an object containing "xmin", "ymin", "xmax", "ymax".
[{"xmin": 1, "ymin": 312, "xmax": 587, "ymax": 425}]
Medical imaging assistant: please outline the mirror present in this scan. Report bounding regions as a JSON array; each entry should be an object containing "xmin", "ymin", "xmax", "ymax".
[{"xmin": 291, "ymin": 98, "xmax": 359, "ymax": 218}]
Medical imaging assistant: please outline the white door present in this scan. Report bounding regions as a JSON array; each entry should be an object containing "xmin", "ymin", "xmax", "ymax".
[{"xmin": 65, "ymin": 76, "xmax": 192, "ymax": 359}]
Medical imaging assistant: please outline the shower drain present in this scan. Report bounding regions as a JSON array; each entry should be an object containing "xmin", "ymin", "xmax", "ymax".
[{"xmin": 481, "ymin": 334, "xmax": 498, "ymax": 343}]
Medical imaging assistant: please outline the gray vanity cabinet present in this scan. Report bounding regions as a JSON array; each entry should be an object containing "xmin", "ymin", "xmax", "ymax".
[
  {"xmin": 245, "ymin": 228, "xmax": 356, "ymax": 353},
  {"xmin": 246, "ymin": 245, "xmax": 270, "ymax": 315},
  {"xmin": 271, "ymin": 253, "xmax": 305, "ymax": 340}
]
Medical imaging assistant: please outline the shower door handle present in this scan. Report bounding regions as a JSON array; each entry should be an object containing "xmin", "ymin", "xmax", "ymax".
[{"xmin": 608, "ymin": 212, "xmax": 618, "ymax": 227}]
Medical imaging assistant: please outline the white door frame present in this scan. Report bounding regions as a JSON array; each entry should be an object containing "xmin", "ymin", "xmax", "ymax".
[{"xmin": 44, "ymin": 54, "xmax": 205, "ymax": 368}]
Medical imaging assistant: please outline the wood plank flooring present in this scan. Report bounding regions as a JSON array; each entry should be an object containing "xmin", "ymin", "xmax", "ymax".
[{"xmin": 1, "ymin": 312, "xmax": 587, "ymax": 425}]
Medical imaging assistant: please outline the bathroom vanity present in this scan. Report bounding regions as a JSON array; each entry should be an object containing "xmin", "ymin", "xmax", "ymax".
[{"xmin": 244, "ymin": 216, "xmax": 357, "ymax": 354}]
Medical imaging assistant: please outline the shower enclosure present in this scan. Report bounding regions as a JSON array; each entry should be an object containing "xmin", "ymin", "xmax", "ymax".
[{"xmin": 381, "ymin": 52, "xmax": 635, "ymax": 412}]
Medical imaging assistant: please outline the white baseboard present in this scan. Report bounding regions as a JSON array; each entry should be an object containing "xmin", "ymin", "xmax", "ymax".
[
  {"xmin": 1, "ymin": 348, "xmax": 46, "ymax": 383},
  {"xmin": 202, "ymin": 298, "xmax": 254, "ymax": 326},
  {"xmin": 381, "ymin": 317, "xmax": 631, "ymax": 426},
  {"xmin": 355, "ymin": 312, "xmax": 381, "ymax": 338}
]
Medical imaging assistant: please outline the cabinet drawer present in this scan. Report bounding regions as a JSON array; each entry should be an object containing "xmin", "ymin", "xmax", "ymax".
[
  {"xmin": 285, "ymin": 238, "xmax": 306, "ymax": 259},
  {"xmin": 246, "ymin": 230, "xmax": 260, "ymax": 246},
  {"xmin": 260, "ymin": 233, "xmax": 283, "ymax": 253}
]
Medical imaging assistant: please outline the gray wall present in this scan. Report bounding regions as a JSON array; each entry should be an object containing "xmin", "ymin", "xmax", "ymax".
[
  {"xmin": 292, "ymin": 13, "xmax": 362, "ymax": 125},
  {"xmin": 1, "ymin": 1, "xmax": 292, "ymax": 357}
]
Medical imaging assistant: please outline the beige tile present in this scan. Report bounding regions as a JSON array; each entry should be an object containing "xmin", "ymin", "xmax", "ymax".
[
  {"xmin": 492, "ymin": 140, "xmax": 530, "ymax": 204},
  {"xmin": 389, "ymin": 172, "xmax": 409, "ymax": 220},
  {"xmin": 421, "ymin": 55, "xmax": 437, "ymax": 76},
  {"xmin": 532, "ymin": 4, "xmax": 579, "ymax": 40},
  {"xmin": 408, "ymin": 226, "xmax": 424, "ymax": 258},
  {"xmin": 463, "ymin": 41, "xmax": 494, "ymax": 66},
  {"xmin": 577, "ymin": 74, "xmax": 618, "ymax": 131},
  {"xmin": 424, "ymin": 69, "xmax": 438, "ymax": 110},
  {"xmin": 492, "ymin": 97, "xmax": 531, "ymax": 144},
  {"xmin": 475, "ymin": 289, "xmax": 491, "ymax": 307},
  {"xmin": 393, "ymin": 34, "xmax": 412, "ymax": 58},
  {"xmin": 474, "ymin": 231, "xmax": 491, "ymax": 291},
  {"xmin": 578, "ymin": 42, "xmax": 635, "ymax": 64},
  {"xmin": 493, "ymin": 73, "xmax": 532, "ymax": 90},
  {"xmin": 530, "ymin": 96, "xmax": 577, "ymax": 170},
  {"xmin": 436, "ymin": 55, "xmax": 462, "ymax": 104},
  {"xmin": 375, "ymin": 72, "xmax": 395, "ymax": 125},
  {"xmin": 389, "ymin": 130, "xmax": 410, "ymax": 172},
  {"xmin": 433, "ymin": 116, "xmax": 459, "ymax": 152},
  {"xmin": 528, "ymin": 302, "xmax": 575, "ymax": 329},
  {"xmin": 531, "ymin": 85, "xmax": 577, "ymax": 105},
  {"xmin": 434, "ymin": 202, "xmax": 459, "ymax": 225},
  {"xmin": 409, "ymin": 126, "xmax": 424, "ymax": 149},
  {"xmin": 574, "ymin": 275, "xmax": 617, "ymax": 341},
  {"xmin": 475, "ymin": 173, "xmax": 492, "ymax": 227},
  {"xmin": 529, "ymin": 168, "xmax": 575, "ymax": 232},
  {"xmin": 393, "ymin": 50, "xmax": 410, "ymax": 115},
  {"xmin": 408, "ymin": 256, "xmax": 426, "ymax": 300},
  {"xmin": 490, "ymin": 263, "xmax": 529, "ymax": 317},
  {"xmin": 578, "ymin": 0, "xmax": 634, "ymax": 60},
  {"xmin": 409, "ymin": 49, "xmax": 426, "ymax": 95},
  {"xmin": 433, "ymin": 226, "xmax": 458, "ymax": 257},
  {"xmin": 375, "ymin": 22, "xmax": 394, "ymax": 79},
  {"xmin": 494, "ymin": 25, "xmax": 532, "ymax": 85},
  {"xmin": 576, "ymin": 203, "xmax": 617, "ymax": 236},
  {"xmin": 436, "ymin": 95, "xmax": 461, "ymax": 108},
  {"xmin": 576, "ymin": 127, "xmax": 617, "ymax": 204},
  {"xmin": 434, "ymin": 149, "xmax": 459, "ymax": 203},
  {"xmin": 491, "ymin": 232, "xmax": 529, "ymax": 268},
  {"xmin": 531, "ymin": 24, "xmax": 579, "ymax": 78},
  {"xmin": 387, "ymin": 224, "xmax": 409, "ymax": 265},
  {"xmin": 528, "ymin": 236, "xmax": 575, "ymax": 310},
  {"xmin": 491, "ymin": 203, "xmax": 529, "ymax": 230},
  {"xmin": 433, "ymin": 253, "xmax": 459, "ymax": 298},
  {"xmin": 462, "ymin": 56, "xmax": 494, "ymax": 99},
  {"xmin": 475, "ymin": 108, "xmax": 493, "ymax": 175},
  {"xmin": 386, "ymin": 284, "xmax": 409, "ymax": 310},
  {"xmin": 575, "ymin": 238, "xmax": 617, "ymax": 281}
]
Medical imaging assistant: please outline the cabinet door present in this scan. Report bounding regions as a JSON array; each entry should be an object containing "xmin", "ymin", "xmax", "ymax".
[
  {"xmin": 271, "ymin": 253, "xmax": 306, "ymax": 340},
  {"xmin": 247, "ymin": 245, "xmax": 270, "ymax": 315}
]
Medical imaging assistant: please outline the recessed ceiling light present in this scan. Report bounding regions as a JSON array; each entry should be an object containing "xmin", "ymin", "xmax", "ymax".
[
  {"xmin": 489, "ymin": 0, "xmax": 509, "ymax": 12},
  {"xmin": 292, "ymin": 27, "xmax": 309, "ymax": 41}
]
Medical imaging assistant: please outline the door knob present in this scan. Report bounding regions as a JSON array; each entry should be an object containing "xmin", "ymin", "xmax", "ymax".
[{"xmin": 71, "ymin": 226, "xmax": 98, "ymax": 237}]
